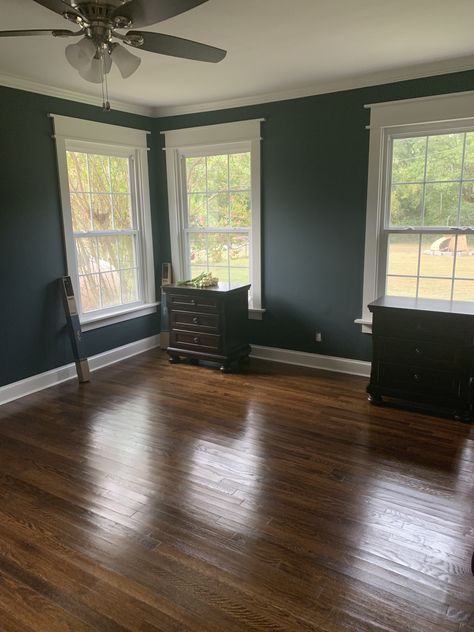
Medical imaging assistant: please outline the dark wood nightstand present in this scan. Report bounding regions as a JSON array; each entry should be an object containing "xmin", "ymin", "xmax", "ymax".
[
  {"xmin": 163, "ymin": 283, "xmax": 251, "ymax": 372},
  {"xmin": 367, "ymin": 296, "xmax": 474, "ymax": 422}
]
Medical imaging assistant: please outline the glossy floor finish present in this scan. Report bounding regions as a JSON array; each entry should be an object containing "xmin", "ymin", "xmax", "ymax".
[{"xmin": 0, "ymin": 351, "xmax": 473, "ymax": 631}]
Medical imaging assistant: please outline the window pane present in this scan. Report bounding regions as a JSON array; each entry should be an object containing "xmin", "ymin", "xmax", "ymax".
[
  {"xmin": 229, "ymin": 234, "xmax": 249, "ymax": 269},
  {"xmin": 418, "ymin": 278, "xmax": 452, "ymax": 300},
  {"xmin": 419, "ymin": 234, "xmax": 455, "ymax": 278},
  {"xmin": 208, "ymin": 266, "xmax": 228, "ymax": 285},
  {"xmin": 190, "ymin": 265, "xmax": 208, "ymax": 279},
  {"xmin": 121, "ymin": 269, "xmax": 138, "ymax": 304},
  {"xmin": 113, "ymin": 194, "xmax": 133, "ymax": 230},
  {"xmin": 89, "ymin": 154, "xmax": 111, "ymax": 193},
  {"xmin": 110, "ymin": 157, "xmax": 129, "ymax": 193},
  {"xmin": 188, "ymin": 193, "xmax": 207, "ymax": 227},
  {"xmin": 189, "ymin": 233, "xmax": 208, "ymax": 265},
  {"xmin": 230, "ymin": 192, "xmax": 251, "ymax": 227},
  {"xmin": 186, "ymin": 156, "xmax": 206, "ymax": 192},
  {"xmin": 118, "ymin": 235, "xmax": 136, "ymax": 268},
  {"xmin": 230, "ymin": 267, "xmax": 250, "ymax": 288},
  {"xmin": 387, "ymin": 234, "xmax": 420, "ymax": 277},
  {"xmin": 67, "ymin": 152, "xmax": 89, "ymax": 192},
  {"xmin": 100, "ymin": 271, "xmax": 121, "ymax": 307},
  {"xmin": 423, "ymin": 182, "xmax": 460, "ymax": 227},
  {"xmin": 91, "ymin": 194, "xmax": 113, "ymax": 230},
  {"xmin": 207, "ymin": 155, "xmax": 228, "ymax": 191},
  {"xmin": 455, "ymin": 236, "xmax": 474, "ymax": 282},
  {"xmin": 453, "ymin": 280, "xmax": 474, "ymax": 301},
  {"xmin": 229, "ymin": 153, "xmax": 251, "ymax": 189},
  {"xmin": 460, "ymin": 183, "xmax": 474, "ymax": 226},
  {"xmin": 98, "ymin": 236, "xmax": 119, "ymax": 271},
  {"xmin": 386, "ymin": 276, "xmax": 417, "ymax": 298},
  {"xmin": 463, "ymin": 132, "xmax": 474, "ymax": 179},
  {"xmin": 390, "ymin": 183, "xmax": 423, "ymax": 226},
  {"xmin": 207, "ymin": 233, "xmax": 228, "ymax": 266},
  {"xmin": 76, "ymin": 237, "xmax": 98, "ymax": 275},
  {"xmin": 391, "ymin": 137, "xmax": 426, "ymax": 184},
  {"xmin": 425, "ymin": 133, "xmax": 463, "ymax": 182},
  {"xmin": 70, "ymin": 192, "xmax": 91, "ymax": 232},
  {"xmin": 79, "ymin": 274, "xmax": 101, "ymax": 312},
  {"xmin": 208, "ymin": 192, "xmax": 228, "ymax": 227}
]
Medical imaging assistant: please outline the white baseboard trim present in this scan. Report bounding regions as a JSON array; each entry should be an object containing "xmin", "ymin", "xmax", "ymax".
[
  {"xmin": 0, "ymin": 334, "xmax": 160, "ymax": 406},
  {"xmin": 250, "ymin": 345, "xmax": 371, "ymax": 378}
]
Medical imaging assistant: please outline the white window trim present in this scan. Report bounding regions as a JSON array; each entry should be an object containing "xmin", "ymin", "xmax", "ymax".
[
  {"xmin": 51, "ymin": 114, "xmax": 157, "ymax": 329},
  {"xmin": 163, "ymin": 119, "xmax": 264, "ymax": 319},
  {"xmin": 358, "ymin": 90, "xmax": 474, "ymax": 333}
]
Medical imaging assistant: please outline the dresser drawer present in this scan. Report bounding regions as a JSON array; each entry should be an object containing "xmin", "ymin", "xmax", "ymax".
[
  {"xmin": 374, "ymin": 310, "xmax": 470, "ymax": 343},
  {"xmin": 376, "ymin": 337, "xmax": 462, "ymax": 367},
  {"xmin": 377, "ymin": 362, "xmax": 461, "ymax": 398},
  {"xmin": 168, "ymin": 293, "xmax": 220, "ymax": 313},
  {"xmin": 170, "ymin": 330, "xmax": 221, "ymax": 352},
  {"xmin": 171, "ymin": 310, "xmax": 219, "ymax": 332}
]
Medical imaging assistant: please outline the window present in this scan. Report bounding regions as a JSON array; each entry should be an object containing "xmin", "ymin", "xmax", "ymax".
[
  {"xmin": 164, "ymin": 119, "xmax": 264, "ymax": 319},
  {"xmin": 358, "ymin": 92, "xmax": 474, "ymax": 332},
  {"xmin": 52, "ymin": 115, "xmax": 156, "ymax": 330}
]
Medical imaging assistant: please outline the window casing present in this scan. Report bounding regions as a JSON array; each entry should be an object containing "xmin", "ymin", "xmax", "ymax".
[
  {"xmin": 53, "ymin": 115, "xmax": 156, "ymax": 330},
  {"xmin": 163, "ymin": 119, "xmax": 264, "ymax": 319},
  {"xmin": 358, "ymin": 91, "xmax": 474, "ymax": 332}
]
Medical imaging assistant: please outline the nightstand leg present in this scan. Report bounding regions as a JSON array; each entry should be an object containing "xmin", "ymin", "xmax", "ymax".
[
  {"xmin": 168, "ymin": 355, "xmax": 180, "ymax": 364},
  {"xmin": 368, "ymin": 393, "xmax": 384, "ymax": 406}
]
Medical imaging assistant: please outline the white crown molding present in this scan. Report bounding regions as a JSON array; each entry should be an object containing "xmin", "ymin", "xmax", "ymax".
[
  {"xmin": 250, "ymin": 345, "xmax": 371, "ymax": 378},
  {"xmin": 0, "ymin": 334, "xmax": 160, "ymax": 406},
  {"xmin": 0, "ymin": 72, "xmax": 154, "ymax": 117},
  {"xmin": 152, "ymin": 55, "xmax": 474, "ymax": 118}
]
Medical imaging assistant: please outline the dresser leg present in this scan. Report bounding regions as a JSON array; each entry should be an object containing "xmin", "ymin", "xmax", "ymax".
[
  {"xmin": 368, "ymin": 393, "xmax": 384, "ymax": 406},
  {"xmin": 220, "ymin": 364, "xmax": 232, "ymax": 373},
  {"xmin": 168, "ymin": 355, "xmax": 180, "ymax": 364}
]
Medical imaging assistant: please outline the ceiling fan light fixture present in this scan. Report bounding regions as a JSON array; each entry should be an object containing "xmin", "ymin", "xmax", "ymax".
[
  {"xmin": 65, "ymin": 36, "xmax": 96, "ymax": 70},
  {"xmin": 78, "ymin": 52, "xmax": 112, "ymax": 83},
  {"xmin": 111, "ymin": 43, "xmax": 141, "ymax": 78}
]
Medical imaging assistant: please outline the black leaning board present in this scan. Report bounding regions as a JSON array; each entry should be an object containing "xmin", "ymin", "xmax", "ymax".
[{"xmin": 60, "ymin": 276, "xmax": 90, "ymax": 383}]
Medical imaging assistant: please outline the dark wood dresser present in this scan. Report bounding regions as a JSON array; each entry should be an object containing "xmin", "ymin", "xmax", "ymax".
[
  {"xmin": 163, "ymin": 283, "xmax": 251, "ymax": 372},
  {"xmin": 367, "ymin": 296, "xmax": 474, "ymax": 421}
]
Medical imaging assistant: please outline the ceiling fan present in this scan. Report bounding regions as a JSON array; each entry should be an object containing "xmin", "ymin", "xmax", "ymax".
[{"xmin": 0, "ymin": 0, "xmax": 226, "ymax": 100}]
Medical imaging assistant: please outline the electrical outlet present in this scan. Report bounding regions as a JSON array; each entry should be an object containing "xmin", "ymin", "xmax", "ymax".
[{"xmin": 315, "ymin": 332, "xmax": 322, "ymax": 342}]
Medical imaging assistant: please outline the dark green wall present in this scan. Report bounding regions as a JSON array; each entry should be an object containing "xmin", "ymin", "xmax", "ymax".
[
  {"xmin": 2, "ymin": 70, "xmax": 474, "ymax": 389},
  {"xmin": 0, "ymin": 86, "xmax": 160, "ymax": 387},
  {"xmin": 155, "ymin": 70, "xmax": 474, "ymax": 362}
]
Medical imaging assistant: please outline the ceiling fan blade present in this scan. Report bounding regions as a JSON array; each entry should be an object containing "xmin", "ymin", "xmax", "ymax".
[
  {"xmin": 0, "ymin": 28, "xmax": 79, "ymax": 37},
  {"xmin": 126, "ymin": 31, "xmax": 226, "ymax": 63},
  {"xmin": 32, "ymin": 0, "xmax": 81, "ymax": 18},
  {"xmin": 113, "ymin": 0, "xmax": 209, "ymax": 29}
]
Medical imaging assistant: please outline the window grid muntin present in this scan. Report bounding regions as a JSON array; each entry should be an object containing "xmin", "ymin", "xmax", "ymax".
[
  {"xmin": 382, "ymin": 129, "xmax": 474, "ymax": 302},
  {"xmin": 183, "ymin": 150, "xmax": 252, "ymax": 287},
  {"xmin": 66, "ymin": 149, "xmax": 143, "ymax": 314}
]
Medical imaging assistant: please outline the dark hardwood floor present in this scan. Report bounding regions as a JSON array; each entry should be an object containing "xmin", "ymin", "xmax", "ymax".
[{"xmin": 0, "ymin": 350, "xmax": 473, "ymax": 631}]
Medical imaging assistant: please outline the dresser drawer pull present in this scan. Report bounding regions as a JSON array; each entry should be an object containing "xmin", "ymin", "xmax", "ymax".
[
  {"xmin": 190, "ymin": 299, "xmax": 196, "ymax": 306},
  {"xmin": 192, "ymin": 317, "xmax": 199, "ymax": 324},
  {"xmin": 412, "ymin": 373, "xmax": 422, "ymax": 383},
  {"xmin": 415, "ymin": 346, "xmax": 423, "ymax": 355},
  {"xmin": 193, "ymin": 337, "xmax": 199, "ymax": 344}
]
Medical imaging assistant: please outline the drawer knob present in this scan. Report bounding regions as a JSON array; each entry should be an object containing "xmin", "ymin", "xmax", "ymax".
[
  {"xmin": 415, "ymin": 346, "xmax": 423, "ymax": 355},
  {"xmin": 413, "ymin": 373, "xmax": 422, "ymax": 383},
  {"xmin": 193, "ymin": 317, "xmax": 199, "ymax": 324},
  {"xmin": 190, "ymin": 299, "xmax": 196, "ymax": 305},
  {"xmin": 193, "ymin": 337, "xmax": 199, "ymax": 344}
]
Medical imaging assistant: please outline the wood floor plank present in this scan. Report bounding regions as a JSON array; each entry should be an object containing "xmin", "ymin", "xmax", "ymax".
[{"xmin": 0, "ymin": 350, "xmax": 473, "ymax": 631}]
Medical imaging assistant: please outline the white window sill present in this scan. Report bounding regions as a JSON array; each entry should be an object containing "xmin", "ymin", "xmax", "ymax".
[
  {"xmin": 354, "ymin": 317, "xmax": 372, "ymax": 334},
  {"xmin": 81, "ymin": 302, "xmax": 159, "ymax": 332},
  {"xmin": 249, "ymin": 307, "xmax": 266, "ymax": 321}
]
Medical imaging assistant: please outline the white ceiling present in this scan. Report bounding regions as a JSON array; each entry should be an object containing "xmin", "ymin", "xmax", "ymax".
[{"xmin": 1, "ymin": 0, "xmax": 474, "ymax": 116}]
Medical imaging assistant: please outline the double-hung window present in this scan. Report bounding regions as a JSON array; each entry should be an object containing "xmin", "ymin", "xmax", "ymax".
[
  {"xmin": 52, "ymin": 115, "xmax": 156, "ymax": 330},
  {"xmin": 163, "ymin": 119, "xmax": 264, "ymax": 319},
  {"xmin": 358, "ymin": 92, "xmax": 474, "ymax": 331}
]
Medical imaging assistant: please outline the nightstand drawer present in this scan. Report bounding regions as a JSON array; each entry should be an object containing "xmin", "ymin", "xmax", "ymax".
[
  {"xmin": 171, "ymin": 311, "xmax": 219, "ymax": 332},
  {"xmin": 376, "ymin": 337, "xmax": 461, "ymax": 366},
  {"xmin": 168, "ymin": 293, "xmax": 219, "ymax": 313},
  {"xmin": 171, "ymin": 330, "xmax": 221, "ymax": 352},
  {"xmin": 377, "ymin": 362, "xmax": 461, "ymax": 398}
]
